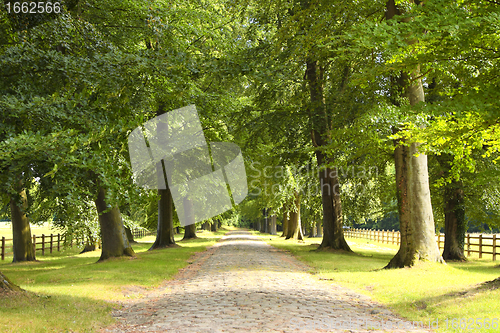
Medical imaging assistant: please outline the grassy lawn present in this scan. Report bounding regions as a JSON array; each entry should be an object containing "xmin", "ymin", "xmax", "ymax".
[
  {"xmin": 257, "ymin": 232, "xmax": 500, "ymax": 333},
  {"xmin": 0, "ymin": 228, "xmax": 230, "ymax": 332}
]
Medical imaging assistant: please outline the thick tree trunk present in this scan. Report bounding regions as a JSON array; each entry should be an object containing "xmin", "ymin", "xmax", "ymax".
[
  {"xmin": 442, "ymin": 179, "xmax": 466, "ymax": 261},
  {"xmin": 95, "ymin": 186, "xmax": 135, "ymax": 261},
  {"xmin": 316, "ymin": 220, "xmax": 322, "ymax": 237},
  {"xmin": 269, "ymin": 215, "xmax": 277, "ymax": 235},
  {"xmin": 182, "ymin": 197, "xmax": 198, "ymax": 240},
  {"xmin": 183, "ymin": 224, "xmax": 197, "ymax": 239},
  {"xmin": 211, "ymin": 220, "xmax": 218, "ymax": 232},
  {"xmin": 309, "ymin": 223, "xmax": 316, "ymax": 237},
  {"xmin": 125, "ymin": 227, "xmax": 137, "ymax": 244},
  {"xmin": 306, "ymin": 59, "xmax": 351, "ymax": 251},
  {"xmin": 286, "ymin": 192, "xmax": 304, "ymax": 241},
  {"xmin": 10, "ymin": 187, "xmax": 35, "ymax": 263},
  {"xmin": 316, "ymin": 157, "xmax": 351, "ymax": 251},
  {"xmin": 150, "ymin": 187, "xmax": 176, "ymax": 249},
  {"xmin": 386, "ymin": 143, "xmax": 415, "ymax": 268},
  {"xmin": 385, "ymin": 0, "xmax": 443, "ymax": 267},
  {"xmin": 0, "ymin": 271, "xmax": 22, "ymax": 292},
  {"xmin": 408, "ymin": 142, "xmax": 443, "ymax": 263}
]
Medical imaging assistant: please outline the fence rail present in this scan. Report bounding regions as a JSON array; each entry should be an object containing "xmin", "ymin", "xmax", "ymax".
[
  {"xmin": 1, "ymin": 228, "xmax": 156, "ymax": 261},
  {"xmin": 1, "ymin": 233, "xmax": 65, "ymax": 261},
  {"xmin": 345, "ymin": 228, "xmax": 500, "ymax": 261},
  {"xmin": 132, "ymin": 229, "xmax": 155, "ymax": 239}
]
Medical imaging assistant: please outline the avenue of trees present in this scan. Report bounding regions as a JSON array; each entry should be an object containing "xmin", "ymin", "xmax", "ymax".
[{"xmin": 1, "ymin": 0, "xmax": 500, "ymax": 290}]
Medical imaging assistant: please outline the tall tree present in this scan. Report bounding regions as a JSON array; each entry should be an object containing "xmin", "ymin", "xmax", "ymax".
[
  {"xmin": 95, "ymin": 186, "xmax": 135, "ymax": 261},
  {"xmin": 10, "ymin": 185, "xmax": 35, "ymax": 262},
  {"xmin": 384, "ymin": 0, "xmax": 443, "ymax": 267},
  {"xmin": 285, "ymin": 191, "xmax": 303, "ymax": 241}
]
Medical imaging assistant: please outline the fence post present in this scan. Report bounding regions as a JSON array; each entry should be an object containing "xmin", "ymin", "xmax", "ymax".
[
  {"xmin": 493, "ymin": 234, "xmax": 497, "ymax": 261},
  {"xmin": 479, "ymin": 234, "xmax": 483, "ymax": 259},
  {"xmin": 33, "ymin": 234, "xmax": 36, "ymax": 254},
  {"xmin": 41, "ymin": 234, "xmax": 45, "ymax": 256},
  {"xmin": 467, "ymin": 234, "xmax": 470, "ymax": 257},
  {"xmin": 437, "ymin": 232, "xmax": 441, "ymax": 250},
  {"xmin": 1, "ymin": 237, "xmax": 4, "ymax": 261},
  {"xmin": 50, "ymin": 234, "xmax": 53, "ymax": 254},
  {"xmin": 57, "ymin": 234, "xmax": 61, "ymax": 252}
]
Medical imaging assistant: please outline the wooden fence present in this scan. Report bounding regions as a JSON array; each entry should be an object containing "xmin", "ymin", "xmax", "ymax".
[
  {"xmin": 345, "ymin": 228, "xmax": 500, "ymax": 261},
  {"xmin": 1, "ymin": 234, "xmax": 64, "ymax": 261},
  {"xmin": 1, "ymin": 229, "xmax": 160, "ymax": 261},
  {"xmin": 132, "ymin": 229, "xmax": 155, "ymax": 239}
]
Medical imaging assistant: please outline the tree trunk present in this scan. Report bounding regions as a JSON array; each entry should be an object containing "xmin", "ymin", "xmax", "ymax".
[
  {"xmin": 316, "ymin": 159, "xmax": 351, "ymax": 250},
  {"xmin": 182, "ymin": 197, "xmax": 198, "ymax": 240},
  {"xmin": 183, "ymin": 224, "xmax": 197, "ymax": 239},
  {"xmin": 10, "ymin": 187, "xmax": 36, "ymax": 263},
  {"xmin": 80, "ymin": 243, "xmax": 98, "ymax": 254},
  {"xmin": 125, "ymin": 227, "xmax": 137, "ymax": 244},
  {"xmin": 306, "ymin": 59, "xmax": 351, "ymax": 251},
  {"xmin": 211, "ymin": 220, "xmax": 218, "ymax": 232},
  {"xmin": 309, "ymin": 222, "xmax": 316, "ymax": 237},
  {"xmin": 408, "ymin": 142, "xmax": 443, "ymax": 263},
  {"xmin": 286, "ymin": 192, "xmax": 304, "ymax": 241},
  {"xmin": 95, "ymin": 186, "xmax": 135, "ymax": 261},
  {"xmin": 386, "ymin": 142, "xmax": 415, "ymax": 268},
  {"xmin": 269, "ymin": 215, "xmax": 277, "ymax": 235},
  {"xmin": 442, "ymin": 178, "xmax": 466, "ymax": 261},
  {"xmin": 316, "ymin": 220, "xmax": 322, "ymax": 237},
  {"xmin": 281, "ymin": 203, "xmax": 289, "ymax": 237},
  {"xmin": 385, "ymin": 0, "xmax": 443, "ymax": 267},
  {"xmin": 80, "ymin": 232, "xmax": 98, "ymax": 254},
  {"xmin": 150, "ymin": 187, "xmax": 176, "ymax": 249},
  {"xmin": 0, "ymin": 271, "xmax": 22, "ymax": 292}
]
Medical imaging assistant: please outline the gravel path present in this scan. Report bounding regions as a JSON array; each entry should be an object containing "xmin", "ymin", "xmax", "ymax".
[{"xmin": 105, "ymin": 231, "xmax": 432, "ymax": 333}]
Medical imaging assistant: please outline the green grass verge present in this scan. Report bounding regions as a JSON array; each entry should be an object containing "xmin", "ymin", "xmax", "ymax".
[
  {"xmin": 257, "ymin": 233, "xmax": 500, "ymax": 333},
  {"xmin": 0, "ymin": 228, "xmax": 229, "ymax": 332}
]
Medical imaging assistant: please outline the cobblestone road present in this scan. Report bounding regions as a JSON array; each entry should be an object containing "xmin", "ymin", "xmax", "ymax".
[{"xmin": 106, "ymin": 231, "xmax": 432, "ymax": 333}]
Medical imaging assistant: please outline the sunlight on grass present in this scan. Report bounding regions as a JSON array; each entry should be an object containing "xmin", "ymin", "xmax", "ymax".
[
  {"xmin": 0, "ymin": 228, "xmax": 229, "ymax": 332},
  {"xmin": 257, "ymin": 232, "xmax": 500, "ymax": 333}
]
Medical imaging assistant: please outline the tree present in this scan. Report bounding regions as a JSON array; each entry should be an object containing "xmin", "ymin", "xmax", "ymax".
[
  {"xmin": 95, "ymin": 186, "xmax": 135, "ymax": 261},
  {"xmin": 149, "ymin": 185, "xmax": 176, "ymax": 249},
  {"xmin": 383, "ymin": 0, "xmax": 443, "ymax": 267},
  {"xmin": 10, "ymin": 185, "xmax": 36, "ymax": 262},
  {"xmin": 285, "ymin": 191, "xmax": 303, "ymax": 241},
  {"xmin": 234, "ymin": 0, "xmax": 387, "ymax": 251}
]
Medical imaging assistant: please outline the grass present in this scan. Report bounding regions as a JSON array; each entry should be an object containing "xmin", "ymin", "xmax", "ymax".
[
  {"xmin": 0, "ymin": 227, "xmax": 230, "ymax": 332},
  {"xmin": 256, "ymin": 232, "xmax": 500, "ymax": 333}
]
